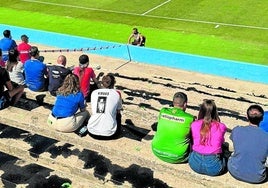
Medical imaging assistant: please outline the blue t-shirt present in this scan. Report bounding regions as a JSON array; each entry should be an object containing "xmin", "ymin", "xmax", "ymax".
[
  {"xmin": 0, "ymin": 37, "xmax": 17, "ymax": 61},
  {"xmin": 260, "ymin": 111, "xmax": 268, "ymax": 132},
  {"xmin": 52, "ymin": 92, "xmax": 85, "ymax": 118},
  {"xmin": 24, "ymin": 59, "xmax": 48, "ymax": 91},
  {"xmin": 228, "ymin": 125, "xmax": 268, "ymax": 183}
]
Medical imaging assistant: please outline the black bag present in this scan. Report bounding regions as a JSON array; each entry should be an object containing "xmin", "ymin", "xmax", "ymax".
[{"xmin": 141, "ymin": 35, "xmax": 146, "ymax": 46}]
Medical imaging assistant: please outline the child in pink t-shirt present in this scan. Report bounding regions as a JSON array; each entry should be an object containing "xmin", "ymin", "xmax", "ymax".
[{"xmin": 73, "ymin": 54, "xmax": 100, "ymax": 100}]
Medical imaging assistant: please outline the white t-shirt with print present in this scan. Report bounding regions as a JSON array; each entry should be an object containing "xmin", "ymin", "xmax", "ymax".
[{"xmin": 87, "ymin": 88, "xmax": 122, "ymax": 136}]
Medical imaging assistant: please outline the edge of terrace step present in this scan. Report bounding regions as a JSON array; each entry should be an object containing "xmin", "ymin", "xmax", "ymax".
[
  {"xmin": 0, "ymin": 126, "xmax": 208, "ymax": 187},
  {"xmin": 0, "ymin": 106, "xmax": 264, "ymax": 188},
  {"xmin": 22, "ymin": 88, "xmax": 56, "ymax": 105},
  {"xmin": 0, "ymin": 133, "xmax": 130, "ymax": 187},
  {"xmin": 0, "ymin": 107, "xmax": 203, "ymax": 187},
  {"xmin": 0, "ymin": 150, "xmax": 112, "ymax": 188}
]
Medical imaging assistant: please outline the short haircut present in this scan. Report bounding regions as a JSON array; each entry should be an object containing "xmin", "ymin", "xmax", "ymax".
[
  {"xmin": 30, "ymin": 46, "xmax": 39, "ymax": 57},
  {"xmin": 3, "ymin": 30, "xmax": 11, "ymax": 38},
  {"xmin": 102, "ymin": 73, "xmax": 116, "ymax": 89},
  {"xmin": 79, "ymin": 54, "xmax": 89, "ymax": 66},
  {"xmin": 132, "ymin": 28, "xmax": 138, "ymax": 34},
  {"xmin": 21, "ymin": 34, "xmax": 29, "ymax": 42},
  {"xmin": 247, "ymin": 105, "xmax": 264, "ymax": 126},
  {"xmin": 173, "ymin": 92, "xmax": 187, "ymax": 107}
]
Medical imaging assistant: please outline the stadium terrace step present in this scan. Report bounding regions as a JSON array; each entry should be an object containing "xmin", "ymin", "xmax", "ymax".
[
  {"xmin": 0, "ymin": 104, "xmax": 265, "ymax": 187},
  {"xmin": 22, "ymin": 88, "xmax": 56, "ymax": 106},
  {"xmin": 0, "ymin": 108, "xmax": 185, "ymax": 187},
  {"xmin": 0, "ymin": 126, "xmax": 133, "ymax": 187},
  {"xmin": 0, "ymin": 146, "xmax": 107, "ymax": 187}
]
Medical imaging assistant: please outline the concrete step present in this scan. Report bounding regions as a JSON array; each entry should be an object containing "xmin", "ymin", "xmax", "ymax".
[
  {"xmin": 0, "ymin": 145, "xmax": 108, "ymax": 187},
  {"xmin": 3, "ymin": 83, "xmax": 268, "ymax": 188},
  {"xmin": 3, "ymin": 123, "xmax": 211, "ymax": 187},
  {"xmin": 1, "ymin": 104, "xmax": 267, "ymax": 187},
  {"xmin": 0, "ymin": 124, "xmax": 135, "ymax": 187}
]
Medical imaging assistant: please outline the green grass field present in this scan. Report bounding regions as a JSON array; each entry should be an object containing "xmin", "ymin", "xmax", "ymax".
[{"xmin": 0, "ymin": 0, "xmax": 267, "ymax": 65}]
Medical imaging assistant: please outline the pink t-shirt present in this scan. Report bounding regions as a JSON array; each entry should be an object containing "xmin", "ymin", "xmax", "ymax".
[
  {"xmin": 191, "ymin": 119, "xmax": 227, "ymax": 154},
  {"xmin": 73, "ymin": 66, "xmax": 96, "ymax": 97}
]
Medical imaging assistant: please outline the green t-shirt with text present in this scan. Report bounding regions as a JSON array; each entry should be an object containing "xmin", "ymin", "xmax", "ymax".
[{"xmin": 151, "ymin": 107, "xmax": 194, "ymax": 163}]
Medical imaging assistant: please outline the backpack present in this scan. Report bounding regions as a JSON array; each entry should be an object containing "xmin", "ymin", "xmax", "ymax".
[{"xmin": 141, "ymin": 35, "xmax": 146, "ymax": 46}]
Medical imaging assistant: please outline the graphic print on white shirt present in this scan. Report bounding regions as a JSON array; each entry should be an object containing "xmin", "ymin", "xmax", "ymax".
[{"xmin": 97, "ymin": 96, "xmax": 107, "ymax": 113}]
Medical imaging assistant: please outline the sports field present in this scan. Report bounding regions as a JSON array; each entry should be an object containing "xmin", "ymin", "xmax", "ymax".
[{"xmin": 0, "ymin": 0, "xmax": 267, "ymax": 65}]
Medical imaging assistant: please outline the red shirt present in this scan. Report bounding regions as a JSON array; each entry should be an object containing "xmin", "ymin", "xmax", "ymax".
[
  {"xmin": 17, "ymin": 42, "xmax": 31, "ymax": 64},
  {"xmin": 73, "ymin": 66, "xmax": 96, "ymax": 97}
]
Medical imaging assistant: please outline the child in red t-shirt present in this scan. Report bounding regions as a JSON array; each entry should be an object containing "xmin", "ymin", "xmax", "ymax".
[{"xmin": 73, "ymin": 54, "xmax": 100, "ymax": 101}]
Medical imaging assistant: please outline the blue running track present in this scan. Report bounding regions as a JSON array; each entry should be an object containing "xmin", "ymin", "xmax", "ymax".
[{"xmin": 1, "ymin": 24, "xmax": 267, "ymax": 84}]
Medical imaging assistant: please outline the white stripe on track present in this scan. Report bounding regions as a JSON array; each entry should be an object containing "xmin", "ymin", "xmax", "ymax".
[
  {"xmin": 141, "ymin": 0, "xmax": 171, "ymax": 15},
  {"xmin": 21, "ymin": 0, "xmax": 268, "ymax": 30}
]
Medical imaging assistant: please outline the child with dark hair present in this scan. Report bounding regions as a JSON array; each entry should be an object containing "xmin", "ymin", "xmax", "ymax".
[
  {"xmin": 188, "ymin": 99, "xmax": 227, "ymax": 176},
  {"xmin": 73, "ymin": 54, "xmax": 100, "ymax": 101},
  {"xmin": 228, "ymin": 105, "xmax": 268, "ymax": 184}
]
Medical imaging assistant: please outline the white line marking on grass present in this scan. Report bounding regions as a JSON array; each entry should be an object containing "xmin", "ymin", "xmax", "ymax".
[
  {"xmin": 147, "ymin": 14, "xmax": 268, "ymax": 30},
  {"xmin": 21, "ymin": 0, "xmax": 142, "ymax": 15},
  {"xmin": 21, "ymin": 0, "xmax": 268, "ymax": 30},
  {"xmin": 141, "ymin": 0, "xmax": 171, "ymax": 15}
]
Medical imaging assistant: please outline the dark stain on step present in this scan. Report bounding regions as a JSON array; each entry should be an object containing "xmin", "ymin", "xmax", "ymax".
[
  {"xmin": 23, "ymin": 134, "xmax": 58, "ymax": 157},
  {"xmin": 111, "ymin": 164, "xmax": 169, "ymax": 187},
  {"xmin": 0, "ymin": 125, "xmax": 29, "ymax": 139},
  {"xmin": 79, "ymin": 149, "xmax": 109, "ymax": 180},
  {"xmin": 79, "ymin": 149, "xmax": 169, "ymax": 187},
  {"xmin": 115, "ymin": 73, "xmax": 267, "ymax": 107},
  {"xmin": 46, "ymin": 143, "xmax": 74, "ymax": 159},
  {"xmin": 117, "ymin": 84, "xmax": 249, "ymax": 122},
  {"xmin": 0, "ymin": 125, "xmax": 171, "ymax": 187},
  {"xmin": 14, "ymin": 94, "xmax": 54, "ymax": 111},
  {"xmin": 123, "ymin": 119, "xmax": 151, "ymax": 141},
  {"xmin": 0, "ymin": 151, "xmax": 71, "ymax": 187}
]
